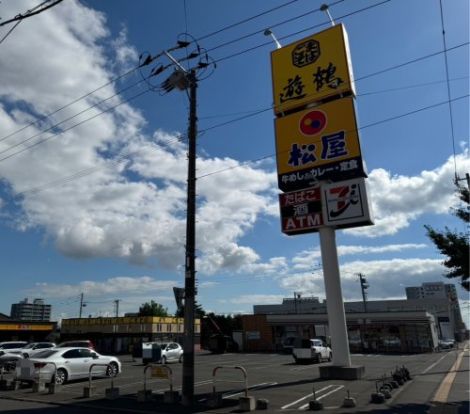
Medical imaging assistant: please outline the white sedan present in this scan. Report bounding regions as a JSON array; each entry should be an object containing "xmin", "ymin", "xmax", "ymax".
[{"xmin": 16, "ymin": 347, "xmax": 121, "ymax": 385}]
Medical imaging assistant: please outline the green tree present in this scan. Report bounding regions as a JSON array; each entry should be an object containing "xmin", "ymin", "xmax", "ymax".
[
  {"xmin": 138, "ymin": 300, "xmax": 168, "ymax": 317},
  {"xmin": 425, "ymin": 181, "xmax": 469, "ymax": 291},
  {"xmin": 175, "ymin": 301, "xmax": 205, "ymax": 318}
]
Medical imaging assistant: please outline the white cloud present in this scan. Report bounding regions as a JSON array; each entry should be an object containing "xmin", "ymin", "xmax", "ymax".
[
  {"xmin": 227, "ymin": 294, "xmax": 286, "ymax": 305},
  {"xmin": 0, "ymin": 1, "xmax": 278, "ymax": 274},
  {"xmin": 32, "ymin": 276, "xmax": 178, "ymax": 298},
  {"xmin": 348, "ymin": 153, "xmax": 470, "ymax": 237},
  {"xmin": 292, "ymin": 243, "xmax": 428, "ymax": 270}
]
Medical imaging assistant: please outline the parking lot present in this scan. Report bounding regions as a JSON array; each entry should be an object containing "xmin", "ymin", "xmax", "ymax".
[{"xmin": 0, "ymin": 347, "xmax": 468, "ymax": 413}]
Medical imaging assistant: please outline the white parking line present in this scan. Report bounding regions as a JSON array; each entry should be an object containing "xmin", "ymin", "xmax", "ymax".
[
  {"xmin": 298, "ymin": 385, "xmax": 344, "ymax": 410},
  {"xmin": 281, "ymin": 385, "xmax": 335, "ymax": 410},
  {"xmin": 197, "ymin": 381, "xmax": 278, "ymax": 402},
  {"xmin": 421, "ymin": 352, "xmax": 451, "ymax": 374}
]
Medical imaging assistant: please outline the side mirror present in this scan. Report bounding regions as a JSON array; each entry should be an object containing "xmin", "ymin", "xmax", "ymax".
[{"xmin": 92, "ymin": 353, "xmax": 99, "ymax": 359}]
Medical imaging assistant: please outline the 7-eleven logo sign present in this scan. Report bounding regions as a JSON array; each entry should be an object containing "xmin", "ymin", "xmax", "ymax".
[{"xmin": 322, "ymin": 178, "xmax": 373, "ymax": 228}]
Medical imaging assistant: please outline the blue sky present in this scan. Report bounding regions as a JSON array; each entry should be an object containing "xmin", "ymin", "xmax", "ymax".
[{"xmin": 0, "ymin": 0, "xmax": 468, "ymax": 325}]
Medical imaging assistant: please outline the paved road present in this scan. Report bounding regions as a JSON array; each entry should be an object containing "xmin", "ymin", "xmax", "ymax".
[{"xmin": 0, "ymin": 345, "xmax": 468, "ymax": 413}]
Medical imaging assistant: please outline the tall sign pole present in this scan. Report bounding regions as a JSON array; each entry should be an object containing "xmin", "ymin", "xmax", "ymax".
[
  {"xmin": 319, "ymin": 226, "xmax": 351, "ymax": 367},
  {"xmin": 182, "ymin": 69, "xmax": 197, "ymax": 406},
  {"xmin": 269, "ymin": 18, "xmax": 373, "ymax": 379}
]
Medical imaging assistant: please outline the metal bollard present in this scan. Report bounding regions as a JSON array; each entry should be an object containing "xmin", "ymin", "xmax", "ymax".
[{"xmin": 83, "ymin": 363, "xmax": 111, "ymax": 398}]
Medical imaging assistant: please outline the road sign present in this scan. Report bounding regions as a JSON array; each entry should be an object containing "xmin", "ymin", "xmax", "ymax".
[
  {"xmin": 279, "ymin": 187, "xmax": 323, "ymax": 235},
  {"xmin": 322, "ymin": 178, "xmax": 373, "ymax": 229},
  {"xmin": 271, "ymin": 24, "xmax": 355, "ymax": 115},
  {"xmin": 275, "ymin": 97, "xmax": 365, "ymax": 192}
]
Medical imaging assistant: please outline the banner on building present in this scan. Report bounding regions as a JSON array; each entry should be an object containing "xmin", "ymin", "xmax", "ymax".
[
  {"xmin": 275, "ymin": 97, "xmax": 366, "ymax": 192},
  {"xmin": 271, "ymin": 24, "xmax": 355, "ymax": 115}
]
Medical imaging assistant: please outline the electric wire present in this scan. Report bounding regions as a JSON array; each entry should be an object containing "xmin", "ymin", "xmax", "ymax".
[
  {"xmin": 196, "ymin": 94, "xmax": 469, "ymax": 180},
  {"xmin": 0, "ymin": 0, "xmax": 396, "ymax": 154},
  {"xmin": 0, "ymin": 65, "xmax": 143, "ymax": 143},
  {"xmin": 194, "ymin": 0, "xmax": 303, "ymax": 42},
  {"xmin": 439, "ymin": 0, "xmax": 458, "ymax": 181},
  {"xmin": 213, "ymin": 0, "xmax": 392, "ymax": 64},
  {"xmin": 0, "ymin": 77, "xmax": 148, "ymax": 155},
  {"xmin": 12, "ymin": 71, "xmax": 469, "ymax": 196},
  {"xmin": 0, "ymin": 88, "xmax": 152, "ymax": 163},
  {"xmin": 204, "ymin": 0, "xmax": 346, "ymax": 54},
  {"xmin": 1, "ymin": 2, "xmax": 467, "ymax": 194},
  {"xmin": 0, "ymin": 20, "xmax": 21, "ymax": 45},
  {"xmin": 0, "ymin": 0, "xmax": 64, "ymax": 27}
]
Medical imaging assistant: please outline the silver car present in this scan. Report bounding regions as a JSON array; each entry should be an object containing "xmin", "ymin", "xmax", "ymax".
[
  {"xmin": 16, "ymin": 347, "xmax": 121, "ymax": 385},
  {"xmin": 159, "ymin": 342, "xmax": 183, "ymax": 364}
]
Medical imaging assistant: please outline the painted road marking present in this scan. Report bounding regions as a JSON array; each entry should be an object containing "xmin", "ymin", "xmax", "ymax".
[
  {"xmin": 421, "ymin": 351, "xmax": 452, "ymax": 374},
  {"xmin": 298, "ymin": 385, "xmax": 344, "ymax": 410},
  {"xmin": 432, "ymin": 351, "xmax": 464, "ymax": 403},
  {"xmin": 281, "ymin": 385, "xmax": 336, "ymax": 410},
  {"xmin": 197, "ymin": 381, "xmax": 278, "ymax": 402}
]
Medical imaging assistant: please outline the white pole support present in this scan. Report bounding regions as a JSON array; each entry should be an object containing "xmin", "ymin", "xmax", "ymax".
[{"xmin": 319, "ymin": 226, "xmax": 351, "ymax": 367}]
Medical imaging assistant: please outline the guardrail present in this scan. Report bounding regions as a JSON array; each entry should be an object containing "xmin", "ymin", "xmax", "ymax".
[{"xmin": 212, "ymin": 365, "xmax": 248, "ymax": 398}]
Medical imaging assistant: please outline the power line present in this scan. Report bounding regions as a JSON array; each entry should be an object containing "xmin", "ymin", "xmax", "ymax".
[
  {"xmin": 0, "ymin": 66, "xmax": 145, "ymax": 144},
  {"xmin": 213, "ymin": 0, "xmax": 392, "ymax": 64},
  {"xmin": 0, "ymin": 0, "xmax": 64, "ymax": 27},
  {"xmin": 0, "ymin": 0, "xmax": 393, "ymax": 152},
  {"xmin": 194, "ymin": 0, "xmax": 304, "ymax": 42},
  {"xmin": 204, "ymin": 0, "xmax": 346, "ymax": 54},
  {"xmin": 0, "ymin": 78, "xmax": 147, "ymax": 156},
  {"xmin": 438, "ymin": 0, "xmax": 458, "ymax": 181},
  {"xmin": 196, "ymin": 94, "xmax": 469, "ymax": 179},
  {"xmin": 0, "ymin": 88, "xmax": 151, "ymax": 163},
  {"xmin": 11, "ymin": 78, "xmax": 469, "ymax": 197}
]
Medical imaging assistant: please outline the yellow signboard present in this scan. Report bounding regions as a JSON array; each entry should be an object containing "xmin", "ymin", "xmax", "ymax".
[
  {"xmin": 271, "ymin": 24, "xmax": 355, "ymax": 115},
  {"xmin": 151, "ymin": 366, "xmax": 169, "ymax": 379},
  {"xmin": 275, "ymin": 97, "xmax": 365, "ymax": 192}
]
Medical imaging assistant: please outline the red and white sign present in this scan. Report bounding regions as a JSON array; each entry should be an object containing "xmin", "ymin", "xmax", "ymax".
[
  {"xmin": 322, "ymin": 178, "xmax": 373, "ymax": 229},
  {"xmin": 279, "ymin": 187, "xmax": 323, "ymax": 235}
]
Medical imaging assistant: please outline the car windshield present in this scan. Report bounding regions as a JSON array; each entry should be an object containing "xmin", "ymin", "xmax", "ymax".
[
  {"xmin": 33, "ymin": 350, "xmax": 58, "ymax": 359},
  {"xmin": 23, "ymin": 343, "xmax": 36, "ymax": 349},
  {"xmin": 1, "ymin": 343, "xmax": 25, "ymax": 349}
]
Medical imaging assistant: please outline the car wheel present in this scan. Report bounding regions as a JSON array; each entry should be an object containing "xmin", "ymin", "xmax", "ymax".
[
  {"xmin": 315, "ymin": 353, "xmax": 321, "ymax": 363},
  {"xmin": 106, "ymin": 362, "xmax": 119, "ymax": 377},
  {"xmin": 55, "ymin": 368, "xmax": 68, "ymax": 385},
  {"xmin": 328, "ymin": 352, "xmax": 332, "ymax": 362},
  {"xmin": 179, "ymin": 354, "xmax": 183, "ymax": 363},
  {"xmin": 161, "ymin": 356, "xmax": 167, "ymax": 365}
]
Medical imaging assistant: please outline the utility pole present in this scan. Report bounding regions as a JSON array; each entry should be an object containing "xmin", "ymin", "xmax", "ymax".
[
  {"xmin": 142, "ymin": 38, "xmax": 213, "ymax": 407},
  {"xmin": 79, "ymin": 293, "xmax": 84, "ymax": 318},
  {"xmin": 182, "ymin": 69, "xmax": 197, "ymax": 407},
  {"xmin": 114, "ymin": 299, "xmax": 120, "ymax": 317},
  {"xmin": 358, "ymin": 273, "xmax": 369, "ymax": 313}
]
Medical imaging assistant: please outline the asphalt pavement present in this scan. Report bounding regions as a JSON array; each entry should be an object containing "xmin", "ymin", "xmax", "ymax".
[{"xmin": 0, "ymin": 344, "xmax": 468, "ymax": 413}]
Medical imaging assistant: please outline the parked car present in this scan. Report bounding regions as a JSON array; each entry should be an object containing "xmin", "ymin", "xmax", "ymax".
[
  {"xmin": 438, "ymin": 338, "xmax": 455, "ymax": 350},
  {"xmin": 0, "ymin": 341, "xmax": 28, "ymax": 353},
  {"xmin": 8, "ymin": 342, "xmax": 56, "ymax": 358},
  {"xmin": 159, "ymin": 342, "xmax": 183, "ymax": 364},
  {"xmin": 292, "ymin": 338, "xmax": 332, "ymax": 364},
  {"xmin": 56, "ymin": 340, "xmax": 94, "ymax": 349},
  {"xmin": 16, "ymin": 347, "xmax": 121, "ymax": 385}
]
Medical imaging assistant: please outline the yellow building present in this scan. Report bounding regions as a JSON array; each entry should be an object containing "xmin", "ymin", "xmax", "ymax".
[{"xmin": 61, "ymin": 316, "xmax": 200, "ymax": 354}]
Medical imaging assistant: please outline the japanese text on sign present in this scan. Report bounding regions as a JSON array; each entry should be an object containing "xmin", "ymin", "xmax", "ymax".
[{"xmin": 271, "ymin": 24, "xmax": 355, "ymax": 114}]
